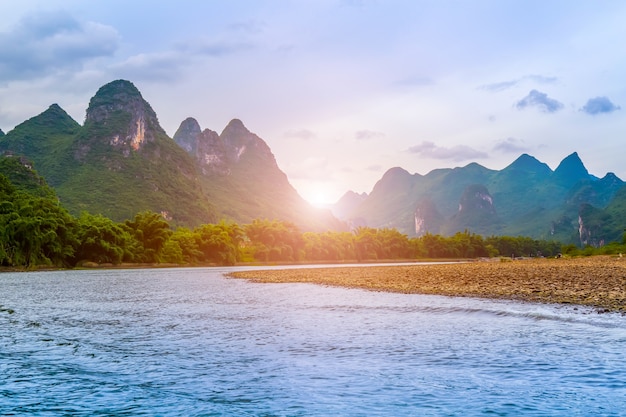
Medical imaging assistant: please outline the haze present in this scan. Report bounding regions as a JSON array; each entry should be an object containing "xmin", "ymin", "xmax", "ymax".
[{"xmin": 1, "ymin": 0, "xmax": 624, "ymax": 205}]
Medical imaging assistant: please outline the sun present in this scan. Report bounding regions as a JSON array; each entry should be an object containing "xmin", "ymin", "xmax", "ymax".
[{"xmin": 306, "ymin": 189, "xmax": 333, "ymax": 208}]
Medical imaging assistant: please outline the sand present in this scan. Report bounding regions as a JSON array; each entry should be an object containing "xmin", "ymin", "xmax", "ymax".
[{"xmin": 229, "ymin": 256, "xmax": 626, "ymax": 312}]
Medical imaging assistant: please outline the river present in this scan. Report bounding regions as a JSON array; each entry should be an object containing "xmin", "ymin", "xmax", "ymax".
[{"xmin": 1, "ymin": 266, "xmax": 625, "ymax": 416}]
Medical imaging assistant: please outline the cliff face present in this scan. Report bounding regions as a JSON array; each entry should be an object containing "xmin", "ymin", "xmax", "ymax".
[
  {"xmin": 414, "ymin": 198, "xmax": 444, "ymax": 236},
  {"xmin": 173, "ymin": 117, "xmax": 344, "ymax": 231},
  {"xmin": 173, "ymin": 118, "xmax": 228, "ymax": 175},
  {"xmin": 80, "ymin": 80, "xmax": 165, "ymax": 157}
]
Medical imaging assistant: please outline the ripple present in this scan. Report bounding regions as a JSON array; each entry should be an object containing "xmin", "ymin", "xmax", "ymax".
[{"xmin": 0, "ymin": 267, "xmax": 625, "ymax": 416}]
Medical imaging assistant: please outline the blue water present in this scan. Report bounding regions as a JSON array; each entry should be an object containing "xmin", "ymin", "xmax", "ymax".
[{"xmin": 1, "ymin": 266, "xmax": 625, "ymax": 416}]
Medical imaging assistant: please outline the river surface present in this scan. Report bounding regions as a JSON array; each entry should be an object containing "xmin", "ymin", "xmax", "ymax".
[{"xmin": 1, "ymin": 266, "xmax": 625, "ymax": 416}]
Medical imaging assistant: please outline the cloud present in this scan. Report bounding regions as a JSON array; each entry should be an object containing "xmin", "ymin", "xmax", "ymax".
[
  {"xmin": 526, "ymin": 74, "xmax": 558, "ymax": 84},
  {"xmin": 515, "ymin": 90, "xmax": 563, "ymax": 113},
  {"xmin": 355, "ymin": 130, "xmax": 385, "ymax": 141},
  {"xmin": 284, "ymin": 128, "xmax": 316, "ymax": 140},
  {"xmin": 493, "ymin": 137, "xmax": 530, "ymax": 153},
  {"xmin": 111, "ymin": 51, "xmax": 185, "ymax": 82},
  {"xmin": 479, "ymin": 80, "xmax": 518, "ymax": 92},
  {"xmin": 0, "ymin": 11, "xmax": 120, "ymax": 82},
  {"xmin": 407, "ymin": 141, "xmax": 488, "ymax": 161},
  {"xmin": 580, "ymin": 96, "xmax": 621, "ymax": 115},
  {"xmin": 366, "ymin": 164, "xmax": 383, "ymax": 172},
  {"xmin": 479, "ymin": 75, "xmax": 557, "ymax": 92}
]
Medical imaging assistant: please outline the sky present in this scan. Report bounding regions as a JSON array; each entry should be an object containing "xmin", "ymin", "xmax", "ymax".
[{"xmin": 1, "ymin": 1, "xmax": 625, "ymax": 206}]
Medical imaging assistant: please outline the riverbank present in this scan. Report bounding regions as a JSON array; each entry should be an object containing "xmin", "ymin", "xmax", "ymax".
[{"xmin": 229, "ymin": 256, "xmax": 626, "ymax": 312}]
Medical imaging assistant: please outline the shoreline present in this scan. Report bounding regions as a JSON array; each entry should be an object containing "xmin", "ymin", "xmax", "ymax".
[{"xmin": 229, "ymin": 256, "xmax": 626, "ymax": 313}]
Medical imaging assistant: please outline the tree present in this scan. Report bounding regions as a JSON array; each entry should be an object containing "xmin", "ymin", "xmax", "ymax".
[
  {"xmin": 125, "ymin": 211, "xmax": 172, "ymax": 262},
  {"xmin": 73, "ymin": 213, "xmax": 135, "ymax": 264}
]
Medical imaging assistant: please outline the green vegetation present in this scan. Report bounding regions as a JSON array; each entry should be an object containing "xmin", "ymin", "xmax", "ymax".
[
  {"xmin": 0, "ymin": 160, "xmax": 621, "ymax": 269},
  {"xmin": 1, "ymin": 164, "xmax": 623, "ymax": 269}
]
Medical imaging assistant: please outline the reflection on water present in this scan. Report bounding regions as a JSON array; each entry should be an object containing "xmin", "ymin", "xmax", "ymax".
[{"xmin": 1, "ymin": 267, "xmax": 625, "ymax": 416}]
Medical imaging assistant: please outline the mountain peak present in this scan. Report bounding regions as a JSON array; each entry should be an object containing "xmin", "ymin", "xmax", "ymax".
[
  {"xmin": 83, "ymin": 79, "xmax": 164, "ymax": 153},
  {"xmin": 221, "ymin": 118, "xmax": 250, "ymax": 138},
  {"xmin": 504, "ymin": 153, "xmax": 552, "ymax": 174},
  {"xmin": 173, "ymin": 117, "xmax": 202, "ymax": 154},
  {"xmin": 553, "ymin": 152, "xmax": 589, "ymax": 186}
]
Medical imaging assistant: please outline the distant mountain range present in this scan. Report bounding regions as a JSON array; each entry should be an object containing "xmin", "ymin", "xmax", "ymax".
[
  {"xmin": 1, "ymin": 79, "xmax": 624, "ymax": 245},
  {"xmin": 331, "ymin": 152, "xmax": 626, "ymax": 245},
  {"xmin": 0, "ymin": 80, "xmax": 341, "ymax": 231}
]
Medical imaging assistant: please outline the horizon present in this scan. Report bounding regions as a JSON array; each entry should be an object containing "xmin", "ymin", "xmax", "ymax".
[{"xmin": 1, "ymin": 1, "xmax": 625, "ymax": 205}]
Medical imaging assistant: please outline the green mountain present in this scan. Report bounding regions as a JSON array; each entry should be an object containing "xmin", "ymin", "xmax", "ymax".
[
  {"xmin": 338, "ymin": 152, "xmax": 625, "ymax": 245},
  {"xmin": 0, "ymin": 80, "xmax": 344, "ymax": 231},
  {"xmin": 173, "ymin": 117, "xmax": 344, "ymax": 231},
  {"xmin": 0, "ymin": 80, "xmax": 214, "ymax": 225},
  {"xmin": 0, "ymin": 104, "xmax": 80, "ymax": 186}
]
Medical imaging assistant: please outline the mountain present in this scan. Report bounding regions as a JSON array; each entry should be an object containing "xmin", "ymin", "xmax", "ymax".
[
  {"xmin": 0, "ymin": 80, "xmax": 344, "ymax": 231},
  {"xmin": 0, "ymin": 104, "xmax": 81, "ymax": 186},
  {"xmin": 331, "ymin": 191, "xmax": 368, "ymax": 221},
  {"xmin": 173, "ymin": 117, "xmax": 344, "ymax": 231},
  {"xmin": 0, "ymin": 80, "xmax": 215, "ymax": 225},
  {"xmin": 0, "ymin": 128, "xmax": 4, "ymax": 137},
  {"xmin": 335, "ymin": 152, "xmax": 625, "ymax": 245}
]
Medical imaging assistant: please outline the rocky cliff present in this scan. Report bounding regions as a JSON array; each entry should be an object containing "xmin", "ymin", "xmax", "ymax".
[{"xmin": 174, "ymin": 117, "xmax": 345, "ymax": 231}]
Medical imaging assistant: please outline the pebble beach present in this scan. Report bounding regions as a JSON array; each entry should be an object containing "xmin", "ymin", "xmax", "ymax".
[{"xmin": 230, "ymin": 256, "xmax": 626, "ymax": 312}]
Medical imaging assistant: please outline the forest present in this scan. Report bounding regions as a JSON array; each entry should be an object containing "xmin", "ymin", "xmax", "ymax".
[{"xmin": 1, "ymin": 169, "xmax": 624, "ymax": 269}]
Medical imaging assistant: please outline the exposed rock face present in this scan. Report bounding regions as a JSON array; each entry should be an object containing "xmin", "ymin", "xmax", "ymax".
[
  {"xmin": 458, "ymin": 184, "xmax": 496, "ymax": 215},
  {"xmin": 219, "ymin": 119, "xmax": 276, "ymax": 167},
  {"xmin": 172, "ymin": 117, "xmax": 201, "ymax": 153},
  {"xmin": 84, "ymin": 80, "xmax": 163, "ymax": 156},
  {"xmin": 174, "ymin": 118, "xmax": 279, "ymax": 176},
  {"xmin": 414, "ymin": 198, "xmax": 444, "ymax": 236},
  {"xmin": 442, "ymin": 184, "xmax": 500, "ymax": 235}
]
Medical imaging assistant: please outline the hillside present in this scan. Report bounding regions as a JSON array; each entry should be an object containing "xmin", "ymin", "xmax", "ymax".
[{"xmin": 336, "ymin": 152, "xmax": 625, "ymax": 245}]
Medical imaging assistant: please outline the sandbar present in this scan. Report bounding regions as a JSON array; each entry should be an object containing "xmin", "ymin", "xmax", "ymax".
[{"xmin": 229, "ymin": 256, "xmax": 626, "ymax": 312}]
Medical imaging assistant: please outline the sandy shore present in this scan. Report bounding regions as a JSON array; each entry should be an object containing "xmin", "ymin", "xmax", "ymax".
[{"xmin": 229, "ymin": 256, "xmax": 626, "ymax": 312}]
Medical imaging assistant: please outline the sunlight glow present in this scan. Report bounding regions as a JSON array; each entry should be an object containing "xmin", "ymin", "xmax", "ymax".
[{"xmin": 305, "ymin": 188, "xmax": 333, "ymax": 208}]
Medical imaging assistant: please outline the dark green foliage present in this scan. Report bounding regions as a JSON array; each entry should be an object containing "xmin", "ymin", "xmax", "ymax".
[
  {"xmin": 0, "ymin": 156, "xmax": 56, "ymax": 199},
  {"xmin": 0, "ymin": 178, "xmax": 77, "ymax": 267},
  {"xmin": 125, "ymin": 211, "xmax": 172, "ymax": 263},
  {"xmin": 73, "ymin": 213, "xmax": 135, "ymax": 264}
]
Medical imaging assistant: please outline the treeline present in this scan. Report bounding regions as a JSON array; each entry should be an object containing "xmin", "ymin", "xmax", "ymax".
[{"xmin": 3, "ymin": 170, "xmax": 624, "ymax": 268}]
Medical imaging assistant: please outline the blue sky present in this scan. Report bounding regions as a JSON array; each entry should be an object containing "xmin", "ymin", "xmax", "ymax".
[{"xmin": 1, "ymin": 1, "xmax": 625, "ymax": 205}]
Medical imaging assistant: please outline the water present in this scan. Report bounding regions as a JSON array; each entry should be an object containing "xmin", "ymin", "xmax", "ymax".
[{"xmin": 1, "ymin": 267, "xmax": 625, "ymax": 416}]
